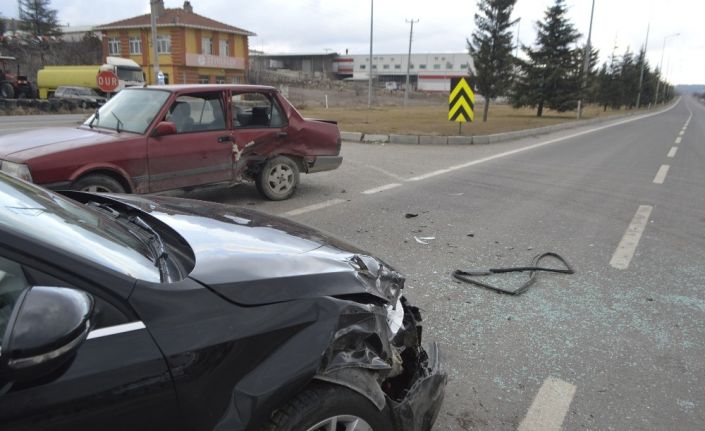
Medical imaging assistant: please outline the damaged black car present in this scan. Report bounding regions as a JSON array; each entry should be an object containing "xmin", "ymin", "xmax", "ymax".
[{"xmin": 0, "ymin": 172, "xmax": 446, "ymax": 431}]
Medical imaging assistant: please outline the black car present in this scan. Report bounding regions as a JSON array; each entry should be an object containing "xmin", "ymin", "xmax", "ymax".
[
  {"xmin": 0, "ymin": 172, "xmax": 446, "ymax": 431},
  {"xmin": 52, "ymin": 86, "xmax": 107, "ymax": 108}
]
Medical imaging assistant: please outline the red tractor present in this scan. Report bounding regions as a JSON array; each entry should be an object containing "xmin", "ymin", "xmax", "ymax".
[{"xmin": 0, "ymin": 55, "xmax": 37, "ymax": 99}]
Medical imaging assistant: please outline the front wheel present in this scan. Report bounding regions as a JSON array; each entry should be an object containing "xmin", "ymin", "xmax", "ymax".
[
  {"xmin": 263, "ymin": 383, "xmax": 393, "ymax": 431},
  {"xmin": 255, "ymin": 155, "xmax": 299, "ymax": 201},
  {"xmin": 72, "ymin": 174, "xmax": 126, "ymax": 194}
]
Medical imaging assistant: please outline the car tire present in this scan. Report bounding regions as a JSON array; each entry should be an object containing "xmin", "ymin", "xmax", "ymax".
[
  {"xmin": 255, "ymin": 155, "xmax": 299, "ymax": 201},
  {"xmin": 263, "ymin": 382, "xmax": 394, "ymax": 431},
  {"xmin": 0, "ymin": 82, "xmax": 14, "ymax": 99},
  {"xmin": 72, "ymin": 174, "xmax": 126, "ymax": 194}
]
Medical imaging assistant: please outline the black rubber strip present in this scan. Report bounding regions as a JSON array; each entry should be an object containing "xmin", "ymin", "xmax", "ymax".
[{"xmin": 452, "ymin": 252, "xmax": 575, "ymax": 295}]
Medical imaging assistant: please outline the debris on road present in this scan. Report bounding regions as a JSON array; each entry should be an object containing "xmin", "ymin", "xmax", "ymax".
[
  {"xmin": 414, "ymin": 236, "xmax": 436, "ymax": 245},
  {"xmin": 405, "ymin": 213, "xmax": 419, "ymax": 218}
]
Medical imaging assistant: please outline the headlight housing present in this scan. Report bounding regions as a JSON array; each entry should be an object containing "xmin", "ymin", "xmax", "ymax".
[{"xmin": 0, "ymin": 160, "xmax": 33, "ymax": 182}]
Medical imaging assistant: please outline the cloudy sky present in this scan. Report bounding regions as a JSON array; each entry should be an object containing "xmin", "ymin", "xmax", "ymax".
[{"xmin": 2, "ymin": 0, "xmax": 702, "ymax": 84}]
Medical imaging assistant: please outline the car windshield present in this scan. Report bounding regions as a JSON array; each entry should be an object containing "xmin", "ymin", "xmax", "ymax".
[
  {"xmin": 116, "ymin": 67, "xmax": 145, "ymax": 83},
  {"xmin": 83, "ymin": 89, "xmax": 170, "ymax": 134},
  {"xmin": 0, "ymin": 173, "xmax": 160, "ymax": 283}
]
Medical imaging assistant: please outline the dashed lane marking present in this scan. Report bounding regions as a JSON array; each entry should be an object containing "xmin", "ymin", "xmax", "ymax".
[
  {"xmin": 283, "ymin": 198, "xmax": 347, "ymax": 216},
  {"xmin": 675, "ymin": 136, "xmax": 682, "ymax": 144},
  {"xmin": 667, "ymin": 147, "xmax": 678, "ymax": 158},
  {"xmin": 653, "ymin": 164, "xmax": 670, "ymax": 185},
  {"xmin": 610, "ymin": 205, "xmax": 653, "ymax": 270},
  {"xmin": 361, "ymin": 183, "xmax": 402, "ymax": 195},
  {"xmin": 518, "ymin": 377, "xmax": 577, "ymax": 431}
]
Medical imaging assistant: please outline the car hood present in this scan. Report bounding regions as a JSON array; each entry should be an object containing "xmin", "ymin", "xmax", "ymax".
[
  {"xmin": 106, "ymin": 194, "xmax": 405, "ymax": 306},
  {"xmin": 0, "ymin": 127, "xmax": 124, "ymax": 160}
]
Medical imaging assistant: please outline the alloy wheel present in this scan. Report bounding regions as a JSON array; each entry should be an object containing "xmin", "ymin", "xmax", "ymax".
[{"xmin": 305, "ymin": 415, "xmax": 374, "ymax": 431}]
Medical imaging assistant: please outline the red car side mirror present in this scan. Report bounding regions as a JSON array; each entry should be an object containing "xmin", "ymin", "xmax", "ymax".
[{"xmin": 153, "ymin": 121, "xmax": 177, "ymax": 137}]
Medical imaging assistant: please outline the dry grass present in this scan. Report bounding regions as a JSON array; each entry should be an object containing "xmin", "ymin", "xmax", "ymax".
[{"xmin": 299, "ymin": 103, "xmax": 648, "ymax": 135}]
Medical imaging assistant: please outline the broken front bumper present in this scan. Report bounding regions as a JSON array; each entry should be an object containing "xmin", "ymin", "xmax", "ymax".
[{"xmin": 389, "ymin": 342, "xmax": 447, "ymax": 431}]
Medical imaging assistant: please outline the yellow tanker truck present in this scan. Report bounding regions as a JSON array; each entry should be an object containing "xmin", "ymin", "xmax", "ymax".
[{"xmin": 37, "ymin": 57, "xmax": 144, "ymax": 99}]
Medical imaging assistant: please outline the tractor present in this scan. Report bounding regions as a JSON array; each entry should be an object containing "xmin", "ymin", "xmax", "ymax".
[{"xmin": 0, "ymin": 55, "xmax": 37, "ymax": 99}]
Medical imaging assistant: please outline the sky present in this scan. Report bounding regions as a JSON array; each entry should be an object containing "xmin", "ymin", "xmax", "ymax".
[{"xmin": 1, "ymin": 0, "xmax": 702, "ymax": 84}]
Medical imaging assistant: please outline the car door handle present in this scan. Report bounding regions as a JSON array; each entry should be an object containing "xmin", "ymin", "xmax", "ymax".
[
  {"xmin": 218, "ymin": 135, "xmax": 233, "ymax": 143},
  {"xmin": 277, "ymin": 132, "xmax": 288, "ymax": 138}
]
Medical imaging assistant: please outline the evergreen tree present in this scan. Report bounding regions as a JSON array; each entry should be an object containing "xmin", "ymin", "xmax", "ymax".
[
  {"xmin": 467, "ymin": 0, "xmax": 518, "ymax": 122},
  {"xmin": 619, "ymin": 48, "xmax": 640, "ymax": 108},
  {"xmin": 512, "ymin": 0, "xmax": 580, "ymax": 116},
  {"xmin": 574, "ymin": 45, "xmax": 600, "ymax": 103},
  {"xmin": 18, "ymin": 0, "xmax": 61, "ymax": 37}
]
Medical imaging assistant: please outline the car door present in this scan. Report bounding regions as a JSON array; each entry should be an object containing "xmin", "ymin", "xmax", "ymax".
[
  {"xmin": 147, "ymin": 91, "xmax": 233, "ymax": 192},
  {"xmin": 0, "ymin": 252, "xmax": 183, "ymax": 431},
  {"xmin": 230, "ymin": 90, "xmax": 289, "ymax": 176}
]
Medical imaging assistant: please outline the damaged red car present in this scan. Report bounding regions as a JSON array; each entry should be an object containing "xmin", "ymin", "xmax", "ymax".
[{"xmin": 0, "ymin": 85, "xmax": 342, "ymax": 200}]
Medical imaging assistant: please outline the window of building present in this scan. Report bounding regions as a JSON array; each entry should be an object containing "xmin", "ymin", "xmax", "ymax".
[
  {"xmin": 446, "ymin": 62, "xmax": 453, "ymax": 69},
  {"xmin": 198, "ymin": 75, "xmax": 210, "ymax": 84},
  {"xmin": 419, "ymin": 64, "xmax": 427, "ymax": 69},
  {"xmin": 128, "ymin": 36, "xmax": 141, "ymax": 55},
  {"xmin": 372, "ymin": 65, "xmax": 377, "ymax": 69},
  {"xmin": 108, "ymin": 37, "xmax": 120, "ymax": 55},
  {"xmin": 202, "ymin": 37, "xmax": 213, "ymax": 55},
  {"xmin": 433, "ymin": 64, "xmax": 441, "ymax": 69},
  {"xmin": 219, "ymin": 39, "xmax": 229, "ymax": 57},
  {"xmin": 394, "ymin": 64, "xmax": 401, "ymax": 69},
  {"xmin": 460, "ymin": 63, "xmax": 469, "ymax": 69},
  {"xmin": 410, "ymin": 64, "xmax": 415, "ymax": 69},
  {"xmin": 157, "ymin": 35, "xmax": 171, "ymax": 54},
  {"xmin": 360, "ymin": 64, "xmax": 366, "ymax": 70},
  {"xmin": 383, "ymin": 64, "xmax": 390, "ymax": 69},
  {"xmin": 215, "ymin": 76, "xmax": 226, "ymax": 84}
]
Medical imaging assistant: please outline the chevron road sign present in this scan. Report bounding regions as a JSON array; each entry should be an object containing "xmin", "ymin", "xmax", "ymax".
[{"xmin": 448, "ymin": 77, "xmax": 475, "ymax": 122}]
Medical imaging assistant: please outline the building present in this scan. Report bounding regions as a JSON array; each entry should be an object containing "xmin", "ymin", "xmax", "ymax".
[
  {"xmin": 250, "ymin": 52, "xmax": 338, "ymax": 80},
  {"xmin": 95, "ymin": 1, "xmax": 255, "ymax": 85},
  {"xmin": 333, "ymin": 53, "xmax": 474, "ymax": 92},
  {"xmin": 58, "ymin": 25, "xmax": 102, "ymax": 42}
]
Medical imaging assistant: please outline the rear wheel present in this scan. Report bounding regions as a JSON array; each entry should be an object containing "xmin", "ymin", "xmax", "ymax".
[
  {"xmin": 0, "ymin": 82, "xmax": 14, "ymax": 99},
  {"xmin": 263, "ymin": 383, "xmax": 393, "ymax": 431},
  {"xmin": 255, "ymin": 155, "xmax": 299, "ymax": 201},
  {"xmin": 72, "ymin": 174, "xmax": 126, "ymax": 194}
]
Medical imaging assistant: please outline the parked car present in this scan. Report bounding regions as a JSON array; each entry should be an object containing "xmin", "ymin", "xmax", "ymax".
[
  {"xmin": 52, "ymin": 85, "xmax": 107, "ymax": 108},
  {"xmin": 0, "ymin": 84, "xmax": 342, "ymax": 200},
  {"xmin": 0, "ymin": 172, "xmax": 446, "ymax": 431}
]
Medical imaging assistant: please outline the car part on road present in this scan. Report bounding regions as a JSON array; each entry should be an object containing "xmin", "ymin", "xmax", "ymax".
[
  {"xmin": 72, "ymin": 174, "xmax": 126, "ymax": 193},
  {"xmin": 452, "ymin": 252, "xmax": 575, "ymax": 295},
  {"xmin": 256, "ymin": 155, "xmax": 300, "ymax": 200}
]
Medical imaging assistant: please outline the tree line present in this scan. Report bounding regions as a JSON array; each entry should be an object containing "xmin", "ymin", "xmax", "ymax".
[{"xmin": 468, "ymin": 0, "xmax": 675, "ymax": 122}]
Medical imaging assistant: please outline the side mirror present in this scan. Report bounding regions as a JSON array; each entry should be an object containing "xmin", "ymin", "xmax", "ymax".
[
  {"xmin": 1, "ymin": 286, "xmax": 93, "ymax": 382},
  {"xmin": 152, "ymin": 121, "xmax": 177, "ymax": 137}
]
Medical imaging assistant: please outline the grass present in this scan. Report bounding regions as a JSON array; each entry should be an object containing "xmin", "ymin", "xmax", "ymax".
[{"xmin": 299, "ymin": 103, "xmax": 650, "ymax": 136}]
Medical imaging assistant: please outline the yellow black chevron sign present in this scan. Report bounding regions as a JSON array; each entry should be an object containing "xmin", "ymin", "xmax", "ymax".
[{"xmin": 448, "ymin": 77, "xmax": 475, "ymax": 122}]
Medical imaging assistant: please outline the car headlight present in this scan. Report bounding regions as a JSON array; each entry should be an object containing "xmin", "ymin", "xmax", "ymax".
[{"xmin": 0, "ymin": 160, "xmax": 33, "ymax": 182}]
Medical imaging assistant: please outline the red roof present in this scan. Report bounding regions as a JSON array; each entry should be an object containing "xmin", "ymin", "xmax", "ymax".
[{"xmin": 96, "ymin": 7, "xmax": 255, "ymax": 36}]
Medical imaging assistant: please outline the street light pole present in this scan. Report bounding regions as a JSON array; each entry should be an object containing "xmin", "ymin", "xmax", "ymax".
[
  {"xmin": 368, "ymin": 0, "xmax": 374, "ymax": 109},
  {"xmin": 635, "ymin": 22, "xmax": 650, "ymax": 109},
  {"xmin": 403, "ymin": 18, "xmax": 418, "ymax": 107},
  {"xmin": 577, "ymin": 0, "xmax": 596, "ymax": 120},
  {"xmin": 654, "ymin": 32, "xmax": 679, "ymax": 105},
  {"xmin": 514, "ymin": 18, "xmax": 521, "ymax": 59}
]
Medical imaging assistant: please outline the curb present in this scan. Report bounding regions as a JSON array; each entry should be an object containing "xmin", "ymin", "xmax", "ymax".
[{"xmin": 348, "ymin": 106, "xmax": 665, "ymax": 146}]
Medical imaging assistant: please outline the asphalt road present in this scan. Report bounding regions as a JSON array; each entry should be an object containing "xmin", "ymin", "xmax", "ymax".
[{"xmin": 1, "ymin": 98, "xmax": 703, "ymax": 430}]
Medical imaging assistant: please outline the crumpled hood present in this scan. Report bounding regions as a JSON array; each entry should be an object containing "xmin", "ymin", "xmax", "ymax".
[
  {"xmin": 107, "ymin": 194, "xmax": 405, "ymax": 306},
  {"xmin": 0, "ymin": 127, "xmax": 122, "ymax": 160}
]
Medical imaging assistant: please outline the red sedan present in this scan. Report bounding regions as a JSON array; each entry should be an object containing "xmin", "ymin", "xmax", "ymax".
[{"xmin": 0, "ymin": 85, "xmax": 342, "ymax": 200}]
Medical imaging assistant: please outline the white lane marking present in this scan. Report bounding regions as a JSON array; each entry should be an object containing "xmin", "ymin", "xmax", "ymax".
[
  {"xmin": 679, "ymin": 130, "xmax": 684, "ymax": 136},
  {"xmin": 653, "ymin": 164, "xmax": 670, "ymax": 184},
  {"xmin": 283, "ymin": 198, "xmax": 346, "ymax": 216},
  {"xmin": 518, "ymin": 377, "xmax": 577, "ymax": 431},
  {"xmin": 87, "ymin": 321, "xmax": 146, "ymax": 339},
  {"xmin": 675, "ymin": 136, "xmax": 682, "ymax": 144},
  {"xmin": 361, "ymin": 183, "xmax": 402, "ymax": 194},
  {"xmin": 610, "ymin": 205, "xmax": 653, "ymax": 270},
  {"xmin": 667, "ymin": 147, "xmax": 678, "ymax": 158},
  {"xmin": 364, "ymin": 164, "xmax": 407, "ymax": 181},
  {"xmin": 407, "ymin": 101, "xmax": 679, "ymax": 182}
]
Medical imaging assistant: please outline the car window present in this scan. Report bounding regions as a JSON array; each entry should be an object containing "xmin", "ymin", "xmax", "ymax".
[
  {"xmin": 0, "ymin": 256, "xmax": 29, "ymax": 337},
  {"xmin": 166, "ymin": 93, "xmax": 226, "ymax": 134},
  {"xmin": 83, "ymin": 89, "xmax": 170, "ymax": 134},
  {"xmin": 55, "ymin": 88, "xmax": 65, "ymax": 97},
  {"xmin": 232, "ymin": 92, "xmax": 286, "ymax": 128}
]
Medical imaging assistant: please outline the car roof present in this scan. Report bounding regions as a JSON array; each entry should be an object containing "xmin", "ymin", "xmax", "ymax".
[{"xmin": 139, "ymin": 84, "xmax": 278, "ymax": 93}]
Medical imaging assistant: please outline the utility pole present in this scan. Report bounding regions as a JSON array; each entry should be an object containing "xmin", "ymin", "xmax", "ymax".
[
  {"xmin": 403, "ymin": 18, "xmax": 418, "ymax": 107},
  {"xmin": 514, "ymin": 18, "xmax": 521, "ymax": 59},
  {"xmin": 149, "ymin": 0, "xmax": 160, "ymax": 85},
  {"xmin": 577, "ymin": 0, "xmax": 596, "ymax": 120},
  {"xmin": 635, "ymin": 23, "xmax": 650, "ymax": 109},
  {"xmin": 654, "ymin": 32, "xmax": 679, "ymax": 105},
  {"xmin": 368, "ymin": 0, "xmax": 374, "ymax": 109}
]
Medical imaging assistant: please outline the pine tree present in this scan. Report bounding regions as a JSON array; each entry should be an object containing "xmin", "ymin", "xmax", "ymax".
[
  {"xmin": 467, "ymin": 0, "xmax": 518, "ymax": 122},
  {"xmin": 511, "ymin": 0, "xmax": 580, "ymax": 117},
  {"xmin": 619, "ymin": 48, "xmax": 640, "ymax": 108},
  {"xmin": 18, "ymin": 0, "xmax": 61, "ymax": 37}
]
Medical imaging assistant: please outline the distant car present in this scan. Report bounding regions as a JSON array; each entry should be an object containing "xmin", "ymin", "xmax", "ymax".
[
  {"xmin": 52, "ymin": 86, "xmax": 107, "ymax": 108},
  {"xmin": 0, "ymin": 172, "xmax": 446, "ymax": 430},
  {"xmin": 0, "ymin": 84, "xmax": 342, "ymax": 200}
]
